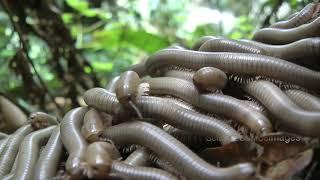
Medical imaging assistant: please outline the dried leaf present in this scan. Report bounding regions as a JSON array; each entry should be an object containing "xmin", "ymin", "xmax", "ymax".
[
  {"xmin": 256, "ymin": 132, "xmax": 310, "ymax": 165},
  {"xmin": 264, "ymin": 149, "xmax": 313, "ymax": 179},
  {"xmin": 200, "ymin": 141, "xmax": 258, "ymax": 166}
]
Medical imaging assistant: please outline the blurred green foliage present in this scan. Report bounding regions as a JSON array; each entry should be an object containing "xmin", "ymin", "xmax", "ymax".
[{"xmin": 0, "ymin": 0, "xmax": 312, "ymax": 111}]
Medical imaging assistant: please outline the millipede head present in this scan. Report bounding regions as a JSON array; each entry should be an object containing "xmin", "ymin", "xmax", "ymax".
[
  {"xmin": 193, "ymin": 67, "xmax": 227, "ymax": 92},
  {"xmin": 85, "ymin": 142, "xmax": 114, "ymax": 178}
]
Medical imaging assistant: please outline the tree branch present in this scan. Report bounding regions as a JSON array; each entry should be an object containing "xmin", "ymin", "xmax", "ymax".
[
  {"xmin": 0, "ymin": 0, "xmax": 64, "ymax": 114},
  {"xmin": 262, "ymin": 0, "xmax": 284, "ymax": 27}
]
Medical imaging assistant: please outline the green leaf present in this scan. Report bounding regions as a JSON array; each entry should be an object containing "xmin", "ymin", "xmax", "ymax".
[
  {"xmin": 70, "ymin": 25, "xmax": 82, "ymax": 37},
  {"xmin": 65, "ymin": 0, "xmax": 89, "ymax": 12},
  {"xmin": 92, "ymin": 61, "xmax": 113, "ymax": 72},
  {"xmin": 123, "ymin": 29, "xmax": 169, "ymax": 53},
  {"xmin": 229, "ymin": 31, "xmax": 243, "ymax": 39},
  {"xmin": 82, "ymin": 28, "xmax": 122, "ymax": 50},
  {"xmin": 62, "ymin": 13, "xmax": 73, "ymax": 24},
  {"xmin": 80, "ymin": 9, "xmax": 98, "ymax": 17},
  {"xmin": 65, "ymin": 0, "xmax": 98, "ymax": 17},
  {"xmin": 82, "ymin": 25, "xmax": 169, "ymax": 53}
]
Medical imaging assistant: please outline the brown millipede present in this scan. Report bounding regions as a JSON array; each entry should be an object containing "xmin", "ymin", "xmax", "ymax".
[
  {"xmin": 124, "ymin": 147, "xmax": 151, "ymax": 166},
  {"xmin": 192, "ymin": 36, "xmax": 217, "ymax": 50},
  {"xmin": 0, "ymin": 96, "xmax": 27, "ymax": 133},
  {"xmin": 149, "ymin": 152, "xmax": 186, "ymax": 180},
  {"xmin": 199, "ymin": 94, "xmax": 273, "ymax": 135},
  {"xmin": 83, "ymin": 88, "xmax": 119, "ymax": 115},
  {"xmin": 8, "ymin": 151, "xmax": 18, "ymax": 175},
  {"xmin": 241, "ymin": 38, "xmax": 320, "ymax": 61},
  {"xmin": 127, "ymin": 62, "xmax": 147, "ymax": 77},
  {"xmin": 243, "ymin": 80, "xmax": 320, "ymax": 137},
  {"xmin": 116, "ymin": 71, "xmax": 142, "ymax": 118},
  {"xmin": 28, "ymin": 112, "xmax": 59, "ymax": 130},
  {"xmin": 84, "ymin": 141, "xmax": 114, "ymax": 179},
  {"xmin": 0, "ymin": 124, "xmax": 33, "ymax": 177},
  {"xmin": 34, "ymin": 126, "xmax": 63, "ymax": 180},
  {"xmin": 84, "ymin": 88, "xmax": 242, "ymax": 145},
  {"xmin": 241, "ymin": 100, "xmax": 268, "ymax": 116},
  {"xmin": 252, "ymin": 16, "xmax": 320, "ymax": 44},
  {"xmin": 161, "ymin": 97, "xmax": 194, "ymax": 111},
  {"xmin": 99, "ymin": 139, "xmax": 122, "ymax": 160},
  {"xmin": 193, "ymin": 67, "xmax": 228, "ymax": 92},
  {"xmin": 145, "ymin": 77, "xmax": 272, "ymax": 135},
  {"xmin": 111, "ymin": 161, "xmax": 178, "ymax": 180},
  {"xmin": 284, "ymin": 89, "xmax": 320, "ymax": 111},
  {"xmin": 163, "ymin": 70, "xmax": 194, "ymax": 82},
  {"xmin": 81, "ymin": 108, "xmax": 104, "ymax": 143},
  {"xmin": 60, "ymin": 107, "xmax": 89, "ymax": 177},
  {"xmin": 105, "ymin": 76, "xmax": 120, "ymax": 93},
  {"xmin": 12, "ymin": 126, "xmax": 55, "ymax": 180},
  {"xmin": 199, "ymin": 38, "xmax": 265, "ymax": 54},
  {"xmin": 164, "ymin": 124, "xmax": 217, "ymax": 149},
  {"xmin": 2, "ymin": 151, "xmax": 19, "ymax": 179},
  {"xmin": 0, "ymin": 137, "xmax": 9, "ymax": 155},
  {"xmin": 145, "ymin": 77, "xmax": 199, "ymax": 104},
  {"xmin": 145, "ymin": 49, "xmax": 320, "ymax": 90},
  {"xmin": 104, "ymin": 121, "xmax": 255, "ymax": 180},
  {"xmin": 270, "ymin": 3, "xmax": 317, "ymax": 29},
  {"xmin": 116, "ymin": 71, "xmax": 141, "ymax": 104}
]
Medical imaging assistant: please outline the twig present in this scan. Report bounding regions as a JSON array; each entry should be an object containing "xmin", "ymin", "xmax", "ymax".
[
  {"xmin": 262, "ymin": 0, "xmax": 284, "ymax": 27},
  {"xmin": 0, "ymin": 0, "xmax": 64, "ymax": 114},
  {"xmin": 83, "ymin": 20, "xmax": 106, "ymax": 33}
]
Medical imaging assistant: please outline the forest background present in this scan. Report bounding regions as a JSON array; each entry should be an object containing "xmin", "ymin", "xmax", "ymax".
[{"xmin": 0, "ymin": 0, "xmax": 313, "ymax": 116}]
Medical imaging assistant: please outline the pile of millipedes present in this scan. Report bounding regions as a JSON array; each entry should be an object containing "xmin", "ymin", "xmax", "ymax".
[{"xmin": 0, "ymin": 3, "xmax": 320, "ymax": 180}]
